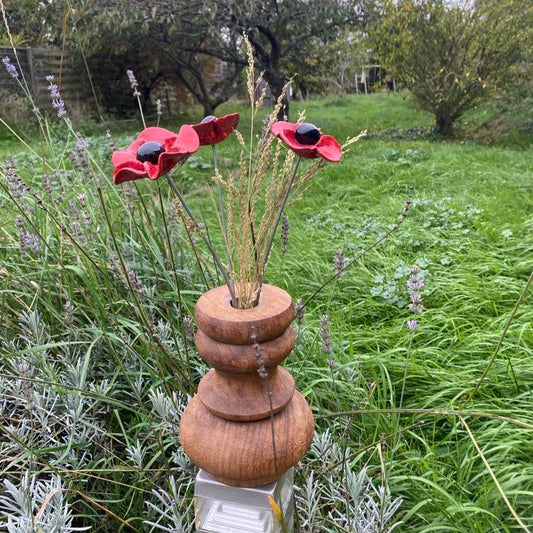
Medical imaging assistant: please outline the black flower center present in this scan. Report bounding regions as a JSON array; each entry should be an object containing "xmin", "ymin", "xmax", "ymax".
[
  {"xmin": 136, "ymin": 141, "xmax": 165, "ymax": 164},
  {"xmin": 295, "ymin": 123, "xmax": 320, "ymax": 145},
  {"xmin": 201, "ymin": 115, "xmax": 216, "ymax": 123}
]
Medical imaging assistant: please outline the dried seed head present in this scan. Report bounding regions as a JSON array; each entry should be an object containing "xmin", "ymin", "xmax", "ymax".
[
  {"xmin": 18, "ymin": 362, "xmax": 34, "ymax": 408},
  {"xmin": 251, "ymin": 328, "xmax": 268, "ymax": 379},
  {"xmin": 42, "ymin": 173, "xmax": 53, "ymax": 195}
]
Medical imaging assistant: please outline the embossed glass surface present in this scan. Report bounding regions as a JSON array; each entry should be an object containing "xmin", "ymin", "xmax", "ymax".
[{"xmin": 195, "ymin": 469, "xmax": 294, "ymax": 533}]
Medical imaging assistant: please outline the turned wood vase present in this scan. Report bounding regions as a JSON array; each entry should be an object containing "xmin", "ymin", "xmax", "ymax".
[{"xmin": 179, "ymin": 284, "xmax": 314, "ymax": 487}]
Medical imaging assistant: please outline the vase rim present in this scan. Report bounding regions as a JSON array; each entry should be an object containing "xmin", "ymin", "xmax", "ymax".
[{"xmin": 194, "ymin": 284, "xmax": 295, "ymax": 345}]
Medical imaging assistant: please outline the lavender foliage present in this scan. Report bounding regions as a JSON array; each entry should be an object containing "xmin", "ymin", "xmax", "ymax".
[
  {"xmin": 297, "ymin": 431, "xmax": 403, "ymax": 533},
  {"xmin": 0, "ymin": 472, "xmax": 90, "ymax": 533}
]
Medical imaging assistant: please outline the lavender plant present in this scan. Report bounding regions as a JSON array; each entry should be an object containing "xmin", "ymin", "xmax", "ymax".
[
  {"xmin": 0, "ymin": 472, "xmax": 89, "ymax": 533},
  {"xmin": 144, "ymin": 475, "xmax": 194, "ymax": 533},
  {"xmin": 296, "ymin": 431, "xmax": 403, "ymax": 532}
]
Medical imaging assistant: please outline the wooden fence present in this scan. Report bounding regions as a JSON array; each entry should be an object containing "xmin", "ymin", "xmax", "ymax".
[{"xmin": 0, "ymin": 46, "xmax": 94, "ymax": 115}]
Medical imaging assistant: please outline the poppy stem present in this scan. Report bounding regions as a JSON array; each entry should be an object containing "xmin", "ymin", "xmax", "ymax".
[
  {"xmin": 255, "ymin": 156, "xmax": 302, "ymax": 304},
  {"xmin": 212, "ymin": 144, "xmax": 234, "ymax": 275},
  {"xmin": 165, "ymin": 174, "xmax": 237, "ymax": 304}
]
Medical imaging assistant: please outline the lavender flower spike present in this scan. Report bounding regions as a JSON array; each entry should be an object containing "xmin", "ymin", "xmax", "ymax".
[
  {"xmin": 320, "ymin": 315, "xmax": 332, "ymax": 354},
  {"xmin": 334, "ymin": 249, "xmax": 346, "ymax": 278},
  {"xmin": 4, "ymin": 157, "xmax": 26, "ymax": 197},
  {"xmin": 2, "ymin": 56, "xmax": 18, "ymax": 78},
  {"xmin": 295, "ymin": 298, "xmax": 305, "ymax": 325},
  {"xmin": 406, "ymin": 264, "xmax": 424, "ymax": 329},
  {"xmin": 127, "ymin": 69, "xmax": 141, "ymax": 97},
  {"xmin": 281, "ymin": 214, "xmax": 289, "ymax": 253},
  {"xmin": 46, "ymin": 75, "xmax": 67, "ymax": 118},
  {"xmin": 19, "ymin": 230, "xmax": 41, "ymax": 258}
]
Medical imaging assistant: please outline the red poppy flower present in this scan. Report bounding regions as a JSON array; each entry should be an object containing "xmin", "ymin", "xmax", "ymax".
[
  {"xmin": 112, "ymin": 126, "xmax": 199, "ymax": 184},
  {"xmin": 191, "ymin": 113, "xmax": 240, "ymax": 146},
  {"xmin": 270, "ymin": 121, "xmax": 342, "ymax": 162}
]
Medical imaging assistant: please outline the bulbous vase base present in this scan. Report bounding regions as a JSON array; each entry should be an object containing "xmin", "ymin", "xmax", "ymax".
[{"xmin": 180, "ymin": 389, "xmax": 314, "ymax": 487}]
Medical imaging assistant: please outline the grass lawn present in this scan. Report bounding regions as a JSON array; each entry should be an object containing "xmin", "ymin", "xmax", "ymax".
[{"xmin": 0, "ymin": 92, "xmax": 532, "ymax": 532}]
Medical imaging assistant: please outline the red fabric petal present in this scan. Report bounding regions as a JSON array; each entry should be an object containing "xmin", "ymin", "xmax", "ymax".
[
  {"xmin": 154, "ymin": 153, "xmax": 187, "ymax": 179},
  {"xmin": 113, "ymin": 161, "xmax": 148, "ymax": 184},
  {"xmin": 192, "ymin": 113, "xmax": 240, "ymax": 145},
  {"xmin": 270, "ymin": 121, "xmax": 297, "ymax": 137},
  {"xmin": 126, "ymin": 139, "xmax": 147, "ymax": 153},
  {"xmin": 316, "ymin": 135, "xmax": 342, "ymax": 162},
  {"xmin": 112, "ymin": 125, "xmax": 200, "ymax": 184},
  {"xmin": 148, "ymin": 124, "xmax": 199, "ymax": 177},
  {"xmin": 213, "ymin": 113, "xmax": 239, "ymax": 143},
  {"xmin": 112, "ymin": 150, "xmax": 146, "ymax": 184},
  {"xmin": 171, "ymin": 124, "xmax": 200, "ymax": 154},
  {"xmin": 274, "ymin": 127, "xmax": 319, "ymax": 159},
  {"xmin": 111, "ymin": 150, "xmax": 137, "ymax": 167},
  {"xmin": 138, "ymin": 127, "xmax": 178, "ymax": 147},
  {"xmin": 271, "ymin": 120, "xmax": 342, "ymax": 162},
  {"xmin": 191, "ymin": 121, "xmax": 214, "ymax": 146}
]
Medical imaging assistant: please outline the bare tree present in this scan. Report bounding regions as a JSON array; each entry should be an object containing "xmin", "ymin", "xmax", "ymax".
[{"xmin": 206, "ymin": 0, "xmax": 362, "ymax": 118}]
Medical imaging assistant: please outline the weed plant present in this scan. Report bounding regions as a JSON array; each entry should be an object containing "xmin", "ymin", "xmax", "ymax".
[{"xmin": 0, "ymin": 48, "xmax": 532, "ymax": 533}]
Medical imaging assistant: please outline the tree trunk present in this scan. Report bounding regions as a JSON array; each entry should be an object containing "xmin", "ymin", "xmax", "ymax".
[
  {"xmin": 434, "ymin": 113, "xmax": 455, "ymax": 135},
  {"xmin": 202, "ymin": 102, "xmax": 216, "ymax": 117},
  {"xmin": 299, "ymin": 83, "xmax": 309, "ymax": 101},
  {"xmin": 265, "ymin": 71, "xmax": 289, "ymax": 121}
]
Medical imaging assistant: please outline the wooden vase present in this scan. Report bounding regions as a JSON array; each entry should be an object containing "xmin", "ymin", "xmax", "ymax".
[{"xmin": 180, "ymin": 284, "xmax": 314, "ymax": 487}]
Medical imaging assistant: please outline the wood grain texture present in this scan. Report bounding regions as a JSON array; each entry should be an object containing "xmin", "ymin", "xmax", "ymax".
[
  {"xmin": 198, "ymin": 367, "xmax": 295, "ymax": 421},
  {"xmin": 194, "ymin": 284, "xmax": 295, "ymax": 345},
  {"xmin": 180, "ymin": 390, "xmax": 314, "ymax": 487},
  {"xmin": 180, "ymin": 284, "xmax": 314, "ymax": 486},
  {"xmin": 195, "ymin": 326, "xmax": 296, "ymax": 373}
]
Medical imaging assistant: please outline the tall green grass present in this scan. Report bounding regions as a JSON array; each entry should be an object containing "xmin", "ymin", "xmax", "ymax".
[{"xmin": 0, "ymin": 92, "xmax": 531, "ymax": 531}]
